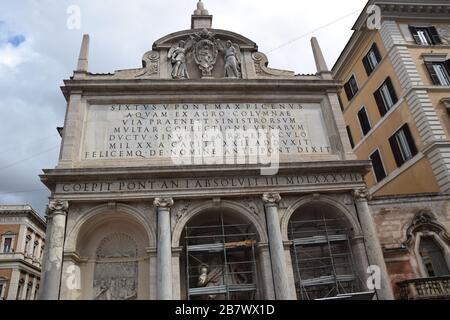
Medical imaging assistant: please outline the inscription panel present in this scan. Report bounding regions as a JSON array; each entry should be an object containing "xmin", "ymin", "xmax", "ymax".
[
  {"xmin": 56, "ymin": 173, "xmax": 364, "ymax": 195},
  {"xmin": 82, "ymin": 103, "xmax": 332, "ymax": 164}
]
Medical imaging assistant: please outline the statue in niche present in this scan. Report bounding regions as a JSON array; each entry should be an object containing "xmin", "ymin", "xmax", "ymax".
[
  {"xmin": 217, "ymin": 40, "xmax": 242, "ymax": 78},
  {"xmin": 196, "ymin": 255, "xmax": 251, "ymax": 300},
  {"xmin": 168, "ymin": 40, "xmax": 194, "ymax": 79}
]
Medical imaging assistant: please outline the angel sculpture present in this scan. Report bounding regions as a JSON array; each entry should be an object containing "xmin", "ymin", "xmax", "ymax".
[
  {"xmin": 217, "ymin": 40, "xmax": 242, "ymax": 78},
  {"xmin": 168, "ymin": 40, "xmax": 193, "ymax": 79}
]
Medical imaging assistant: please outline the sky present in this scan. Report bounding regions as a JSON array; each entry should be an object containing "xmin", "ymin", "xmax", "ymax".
[{"xmin": 0, "ymin": 0, "xmax": 367, "ymax": 216}]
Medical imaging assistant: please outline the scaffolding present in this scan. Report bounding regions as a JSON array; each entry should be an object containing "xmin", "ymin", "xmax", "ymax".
[
  {"xmin": 289, "ymin": 213, "xmax": 363, "ymax": 300},
  {"xmin": 184, "ymin": 213, "xmax": 258, "ymax": 300}
]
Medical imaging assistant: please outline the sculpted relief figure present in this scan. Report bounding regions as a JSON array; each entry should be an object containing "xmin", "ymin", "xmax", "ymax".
[
  {"xmin": 217, "ymin": 40, "xmax": 242, "ymax": 78},
  {"xmin": 168, "ymin": 40, "xmax": 193, "ymax": 79}
]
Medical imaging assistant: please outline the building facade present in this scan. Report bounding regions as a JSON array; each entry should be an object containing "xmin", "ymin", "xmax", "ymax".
[
  {"xmin": 38, "ymin": 1, "xmax": 394, "ymax": 300},
  {"xmin": 333, "ymin": 0, "xmax": 450, "ymax": 299},
  {"xmin": 0, "ymin": 205, "xmax": 46, "ymax": 300}
]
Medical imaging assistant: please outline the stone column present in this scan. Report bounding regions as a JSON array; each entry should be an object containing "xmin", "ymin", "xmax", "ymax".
[
  {"xmin": 262, "ymin": 193, "xmax": 291, "ymax": 300},
  {"xmin": 353, "ymin": 188, "xmax": 394, "ymax": 300},
  {"xmin": 6, "ymin": 269, "xmax": 21, "ymax": 300},
  {"xmin": 154, "ymin": 198, "xmax": 174, "ymax": 300},
  {"xmin": 21, "ymin": 274, "xmax": 29, "ymax": 300},
  {"xmin": 39, "ymin": 200, "xmax": 68, "ymax": 300},
  {"xmin": 28, "ymin": 233, "xmax": 36, "ymax": 257},
  {"xmin": 30, "ymin": 276, "xmax": 38, "ymax": 300},
  {"xmin": 257, "ymin": 243, "xmax": 275, "ymax": 300}
]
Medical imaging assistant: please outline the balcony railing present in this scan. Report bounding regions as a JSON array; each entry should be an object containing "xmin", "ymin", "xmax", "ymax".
[{"xmin": 398, "ymin": 276, "xmax": 450, "ymax": 300}]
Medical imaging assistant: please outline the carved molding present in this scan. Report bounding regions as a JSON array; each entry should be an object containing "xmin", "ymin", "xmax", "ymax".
[
  {"xmin": 174, "ymin": 201, "xmax": 190, "ymax": 222},
  {"xmin": 154, "ymin": 198, "xmax": 174, "ymax": 208},
  {"xmin": 136, "ymin": 51, "xmax": 160, "ymax": 78},
  {"xmin": 405, "ymin": 211, "xmax": 450, "ymax": 246},
  {"xmin": 437, "ymin": 26, "xmax": 450, "ymax": 44},
  {"xmin": 252, "ymin": 52, "xmax": 295, "ymax": 78},
  {"xmin": 352, "ymin": 188, "xmax": 372, "ymax": 201},
  {"xmin": 262, "ymin": 193, "xmax": 281, "ymax": 206},
  {"xmin": 46, "ymin": 200, "xmax": 69, "ymax": 216}
]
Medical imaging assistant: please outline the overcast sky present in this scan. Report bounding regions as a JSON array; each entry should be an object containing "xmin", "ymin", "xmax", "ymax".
[{"xmin": 0, "ymin": 0, "xmax": 367, "ymax": 216}]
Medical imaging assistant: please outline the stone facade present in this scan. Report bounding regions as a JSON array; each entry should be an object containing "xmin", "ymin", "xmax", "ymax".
[
  {"xmin": 39, "ymin": 2, "xmax": 393, "ymax": 300},
  {"xmin": 0, "ymin": 205, "xmax": 46, "ymax": 300}
]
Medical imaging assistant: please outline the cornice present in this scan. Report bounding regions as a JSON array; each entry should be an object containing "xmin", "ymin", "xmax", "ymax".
[{"xmin": 40, "ymin": 160, "xmax": 372, "ymax": 189}]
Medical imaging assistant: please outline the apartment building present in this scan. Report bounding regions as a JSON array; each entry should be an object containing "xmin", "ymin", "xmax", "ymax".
[
  {"xmin": 333, "ymin": 0, "xmax": 450, "ymax": 299},
  {"xmin": 0, "ymin": 205, "xmax": 46, "ymax": 300}
]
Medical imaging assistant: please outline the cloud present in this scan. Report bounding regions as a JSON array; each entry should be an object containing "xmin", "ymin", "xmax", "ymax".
[{"xmin": 0, "ymin": 0, "xmax": 367, "ymax": 216}]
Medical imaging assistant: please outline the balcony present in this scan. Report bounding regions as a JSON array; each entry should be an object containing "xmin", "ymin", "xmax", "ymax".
[{"xmin": 398, "ymin": 276, "xmax": 450, "ymax": 300}]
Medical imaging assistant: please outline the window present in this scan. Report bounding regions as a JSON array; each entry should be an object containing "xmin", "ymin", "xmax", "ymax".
[
  {"xmin": 346, "ymin": 126, "xmax": 354, "ymax": 148},
  {"xmin": 3, "ymin": 237, "xmax": 12, "ymax": 253},
  {"xmin": 344, "ymin": 75, "xmax": 359, "ymax": 101},
  {"xmin": 33, "ymin": 241, "xmax": 38, "ymax": 257},
  {"xmin": 363, "ymin": 43, "xmax": 382, "ymax": 76},
  {"xmin": 374, "ymin": 78, "xmax": 398, "ymax": 117},
  {"xmin": 425, "ymin": 61, "xmax": 450, "ymax": 86},
  {"xmin": 369, "ymin": 150, "xmax": 387, "ymax": 182},
  {"xmin": 0, "ymin": 278, "xmax": 5, "ymax": 300},
  {"xmin": 25, "ymin": 281, "xmax": 32, "ymax": 300},
  {"xmin": 25, "ymin": 235, "xmax": 31, "ymax": 254},
  {"xmin": 409, "ymin": 26, "xmax": 442, "ymax": 45},
  {"xmin": 389, "ymin": 124, "xmax": 418, "ymax": 167},
  {"xmin": 419, "ymin": 237, "xmax": 450, "ymax": 277},
  {"xmin": 357, "ymin": 107, "xmax": 371, "ymax": 136}
]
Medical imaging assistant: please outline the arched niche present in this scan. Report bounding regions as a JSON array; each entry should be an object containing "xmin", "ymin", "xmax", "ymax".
[
  {"xmin": 176, "ymin": 203, "xmax": 266, "ymax": 300},
  {"xmin": 64, "ymin": 207, "xmax": 152, "ymax": 300},
  {"xmin": 284, "ymin": 197, "xmax": 368, "ymax": 300}
]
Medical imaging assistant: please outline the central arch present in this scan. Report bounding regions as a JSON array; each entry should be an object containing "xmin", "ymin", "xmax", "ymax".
[{"xmin": 172, "ymin": 200, "xmax": 268, "ymax": 300}]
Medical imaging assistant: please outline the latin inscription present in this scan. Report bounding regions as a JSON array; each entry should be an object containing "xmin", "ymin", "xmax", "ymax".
[
  {"xmin": 56, "ymin": 173, "xmax": 363, "ymax": 194},
  {"xmin": 82, "ymin": 103, "xmax": 331, "ymax": 161}
]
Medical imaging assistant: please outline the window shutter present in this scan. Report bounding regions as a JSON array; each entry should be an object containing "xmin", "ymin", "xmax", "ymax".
[
  {"xmin": 373, "ymin": 89, "xmax": 386, "ymax": 117},
  {"xmin": 445, "ymin": 60, "xmax": 450, "ymax": 74},
  {"xmin": 428, "ymin": 26, "xmax": 442, "ymax": 45},
  {"xmin": 425, "ymin": 61, "xmax": 441, "ymax": 85},
  {"xmin": 344, "ymin": 82, "xmax": 353, "ymax": 101},
  {"xmin": 389, "ymin": 135, "xmax": 403, "ymax": 167},
  {"xmin": 402, "ymin": 124, "xmax": 418, "ymax": 157},
  {"xmin": 372, "ymin": 44, "xmax": 382, "ymax": 62},
  {"xmin": 386, "ymin": 78, "xmax": 398, "ymax": 105},
  {"xmin": 409, "ymin": 26, "xmax": 421, "ymax": 44},
  {"xmin": 362, "ymin": 55, "xmax": 372, "ymax": 76},
  {"xmin": 358, "ymin": 108, "xmax": 371, "ymax": 135},
  {"xmin": 346, "ymin": 126, "xmax": 354, "ymax": 148}
]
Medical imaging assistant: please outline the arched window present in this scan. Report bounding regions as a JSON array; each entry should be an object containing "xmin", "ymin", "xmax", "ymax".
[
  {"xmin": 405, "ymin": 211, "xmax": 450, "ymax": 278},
  {"xmin": 419, "ymin": 237, "xmax": 450, "ymax": 277}
]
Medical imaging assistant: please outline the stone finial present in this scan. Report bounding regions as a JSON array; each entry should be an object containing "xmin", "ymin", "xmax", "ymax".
[
  {"xmin": 352, "ymin": 188, "xmax": 372, "ymax": 201},
  {"xmin": 311, "ymin": 37, "xmax": 332, "ymax": 80},
  {"xmin": 194, "ymin": 0, "xmax": 209, "ymax": 15},
  {"xmin": 191, "ymin": 0, "xmax": 212, "ymax": 29},
  {"xmin": 76, "ymin": 34, "xmax": 90, "ymax": 72},
  {"xmin": 262, "ymin": 193, "xmax": 282, "ymax": 206},
  {"xmin": 46, "ymin": 200, "xmax": 69, "ymax": 216},
  {"xmin": 154, "ymin": 198, "xmax": 174, "ymax": 208}
]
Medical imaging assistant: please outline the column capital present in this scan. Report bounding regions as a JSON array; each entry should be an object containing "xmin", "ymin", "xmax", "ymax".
[
  {"xmin": 262, "ymin": 193, "xmax": 281, "ymax": 206},
  {"xmin": 352, "ymin": 188, "xmax": 372, "ymax": 202},
  {"xmin": 46, "ymin": 200, "xmax": 69, "ymax": 217},
  {"xmin": 154, "ymin": 197, "xmax": 174, "ymax": 208}
]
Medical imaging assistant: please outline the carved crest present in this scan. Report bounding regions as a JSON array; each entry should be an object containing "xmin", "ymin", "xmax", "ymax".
[{"xmin": 191, "ymin": 29, "xmax": 218, "ymax": 78}]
